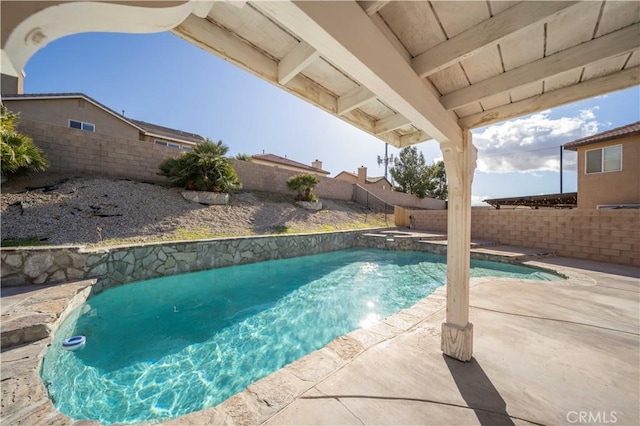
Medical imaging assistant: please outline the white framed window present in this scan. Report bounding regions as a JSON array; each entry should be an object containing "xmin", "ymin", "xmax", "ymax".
[
  {"xmin": 154, "ymin": 140, "xmax": 180, "ymax": 149},
  {"xmin": 586, "ymin": 144, "xmax": 622, "ymax": 174},
  {"xmin": 69, "ymin": 119, "xmax": 95, "ymax": 132},
  {"xmin": 182, "ymin": 146, "xmax": 194, "ymax": 151}
]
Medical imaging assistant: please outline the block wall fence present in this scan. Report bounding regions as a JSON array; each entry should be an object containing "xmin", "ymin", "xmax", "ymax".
[
  {"xmin": 407, "ymin": 208, "xmax": 640, "ymax": 266},
  {"xmin": 17, "ymin": 119, "xmax": 442, "ymax": 209}
]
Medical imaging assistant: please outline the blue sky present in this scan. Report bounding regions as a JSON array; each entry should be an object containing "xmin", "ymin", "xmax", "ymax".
[{"xmin": 22, "ymin": 31, "xmax": 640, "ymax": 205}]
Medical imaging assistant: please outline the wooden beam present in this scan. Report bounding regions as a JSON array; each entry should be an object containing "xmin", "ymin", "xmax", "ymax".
[
  {"xmin": 459, "ymin": 66, "xmax": 640, "ymax": 129},
  {"xmin": 412, "ymin": 1, "xmax": 579, "ymax": 78},
  {"xmin": 374, "ymin": 113, "xmax": 411, "ymax": 135},
  {"xmin": 357, "ymin": 1, "xmax": 390, "ymax": 16},
  {"xmin": 337, "ymin": 86, "xmax": 377, "ymax": 115},
  {"xmin": 192, "ymin": 1, "xmax": 215, "ymax": 18},
  {"xmin": 253, "ymin": 1, "xmax": 462, "ymax": 145},
  {"xmin": 278, "ymin": 41, "xmax": 320, "ymax": 85},
  {"xmin": 443, "ymin": 24, "xmax": 640, "ymax": 110}
]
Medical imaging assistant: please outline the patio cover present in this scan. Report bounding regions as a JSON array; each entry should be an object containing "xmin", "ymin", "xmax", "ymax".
[{"xmin": 2, "ymin": 0, "xmax": 639, "ymax": 361}]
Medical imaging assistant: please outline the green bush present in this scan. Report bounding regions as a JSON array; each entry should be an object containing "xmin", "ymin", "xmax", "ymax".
[
  {"xmin": 287, "ymin": 173, "xmax": 320, "ymax": 202},
  {"xmin": 158, "ymin": 139, "xmax": 240, "ymax": 193},
  {"xmin": 1, "ymin": 105, "xmax": 49, "ymax": 176}
]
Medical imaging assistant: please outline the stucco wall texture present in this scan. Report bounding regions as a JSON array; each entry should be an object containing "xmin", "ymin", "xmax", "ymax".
[
  {"xmin": 407, "ymin": 208, "xmax": 640, "ymax": 267},
  {"xmin": 573, "ymin": 135, "xmax": 640, "ymax": 209}
]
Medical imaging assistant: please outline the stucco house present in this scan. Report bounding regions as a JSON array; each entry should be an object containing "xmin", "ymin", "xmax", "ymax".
[
  {"xmin": 251, "ymin": 153, "xmax": 330, "ymax": 176},
  {"xmin": 335, "ymin": 166, "xmax": 392, "ymax": 191},
  {"xmin": 564, "ymin": 121, "xmax": 640, "ymax": 209},
  {"xmin": 2, "ymin": 93, "xmax": 205, "ymax": 150}
]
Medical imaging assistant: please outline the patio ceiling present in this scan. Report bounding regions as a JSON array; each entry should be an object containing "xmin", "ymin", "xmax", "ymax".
[{"xmin": 173, "ymin": 1, "xmax": 640, "ymax": 148}]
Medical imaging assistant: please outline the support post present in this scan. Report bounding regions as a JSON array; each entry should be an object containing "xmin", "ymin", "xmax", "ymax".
[{"xmin": 440, "ymin": 130, "xmax": 476, "ymax": 362}]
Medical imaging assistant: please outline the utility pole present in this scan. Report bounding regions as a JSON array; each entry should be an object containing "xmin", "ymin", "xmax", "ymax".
[
  {"xmin": 560, "ymin": 145, "xmax": 563, "ymax": 194},
  {"xmin": 377, "ymin": 143, "xmax": 394, "ymax": 179}
]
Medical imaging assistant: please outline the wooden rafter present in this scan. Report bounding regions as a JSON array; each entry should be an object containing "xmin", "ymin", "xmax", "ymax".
[
  {"xmin": 459, "ymin": 66, "xmax": 640, "ymax": 129},
  {"xmin": 357, "ymin": 1, "xmax": 390, "ymax": 16},
  {"xmin": 278, "ymin": 41, "xmax": 320, "ymax": 85},
  {"xmin": 253, "ymin": 0, "xmax": 461, "ymax": 145},
  {"xmin": 442, "ymin": 24, "xmax": 640, "ymax": 110},
  {"xmin": 412, "ymin": 1, "xmax": 579, "ymax": 78},
  {"xmin": 374, "ymin": 113, "xmax": 411, "ymax": 135},
  {"xmin": 337, "ymin": 86, "xmax": 377, "ymax": 115}
]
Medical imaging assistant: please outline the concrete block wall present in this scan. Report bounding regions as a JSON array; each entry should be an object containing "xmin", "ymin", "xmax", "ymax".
[
  {"xmin": 366, "ymin": 186, "xmax": 446, "ymax": 210},
  {"xmin": 18, "ymin": 119, "xmax": 354, "ymax": 200},
  {"xmin": 18, "ymin": 119, "xmax": 180, "ymax": 182},
  {"xmin": 230, "ymin": 159, "xmax": 353, "ymax": 200},
  {"xmin": 406, "ymin": 208, "xmax": 640, "ymax": 266}
]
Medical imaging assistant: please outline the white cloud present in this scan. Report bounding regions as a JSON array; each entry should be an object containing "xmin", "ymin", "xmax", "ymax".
[
  {"xmin": 472, "ymin": 108, "xmax": 599, "ymax": 173},
  {"xmin": 472, "ymin": 195, "xmax": 492, "ymax": 206}
]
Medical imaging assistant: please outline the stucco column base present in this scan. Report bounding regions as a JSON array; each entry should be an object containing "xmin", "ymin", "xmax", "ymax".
[{"xmin": 441, "ymin": 322, "xmax": 473, "ymax": 362}]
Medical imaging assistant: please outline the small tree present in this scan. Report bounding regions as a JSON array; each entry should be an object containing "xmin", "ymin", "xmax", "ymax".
[
  {"xmin": 425, "ymin": 160, "xmax": 448, "ymax": 200},
  {"xmin": 234, "ymin": 153, "xmax": 253, "ymax": 162},
  {"xmin": 389, "ymin": 146, "xmax": 429, "ymax": 198},
  {"xmin": 287, "ymin": 173, "xmax": 319, "ymax": 202},
  {"xmin": 158, "ymin": 139, "xmax": 240, "ymax": 192},
  {"xmin": 1, "ymin": 105, "xmax": 49, "ymax": 176}
]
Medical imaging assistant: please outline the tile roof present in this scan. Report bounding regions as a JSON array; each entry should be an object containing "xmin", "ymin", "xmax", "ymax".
[
  {"xmin": 2, "ymin": 92, "xmax": 205, "ymax": 144},
  {"xmin": 252, "ymin": 153, "xmax": 330, "ymax": 174},
  {"xmin": 564, "ymin": 121, "xmax": 640, "ymax": 150}
]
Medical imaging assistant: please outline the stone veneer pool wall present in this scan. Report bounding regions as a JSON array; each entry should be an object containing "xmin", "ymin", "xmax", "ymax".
[{"xmin": 1, "ymin": 229, "xmax": 384, "ymax": 290}]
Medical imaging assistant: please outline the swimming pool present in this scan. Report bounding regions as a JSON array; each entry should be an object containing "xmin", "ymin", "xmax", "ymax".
[{"xmin": 41, "ymin": 248, "xmax": 558, "ymax": 424}]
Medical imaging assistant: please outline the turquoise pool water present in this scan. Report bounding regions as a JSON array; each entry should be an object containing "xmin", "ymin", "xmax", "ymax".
[{"xmin": 41, "ymin": 249, "xmax": 558, "ymax": 424}]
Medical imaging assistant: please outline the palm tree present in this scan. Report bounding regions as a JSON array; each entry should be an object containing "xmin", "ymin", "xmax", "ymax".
[
  {"xmin": 1, "ymin": 105, "xmax": 49, "ymax": 176},
  {"xmin": 234, "ymin": 153, "xmax": 253, "ymax": 162},
  {"xmin": 287, "ymin": 173, "xmax": 320, "ymax": 202},
  {"xmin": 158, "ymin": 139, "xmax": 240, "ymax": 192}
]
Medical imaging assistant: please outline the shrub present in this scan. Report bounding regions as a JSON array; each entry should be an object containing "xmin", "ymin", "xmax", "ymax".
[
  {"xmin": 1, "ymin": 105, "xmax": 49, "ymax": 176},
  {"xmin": 234, "ymin": 153, "xmax": 253, "ymax": 162},
  {"xmin": 158, "ymin": 139, "xmax": 240, "ymax": 193},
  {"xmin": 287, "ymin": 173, "xmax": 320, "ymax": 202}
]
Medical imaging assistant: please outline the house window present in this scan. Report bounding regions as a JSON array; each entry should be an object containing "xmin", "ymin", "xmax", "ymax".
[
  {"xmin": 182, "ymin": 146, "xmax": 194, "ymax": 151},
  {"xmin": 154, "ymin": 140, "xmax": 180, "ymax": 149},
  {"xmin": 585, "ymin": 145, "xmax": 622, "ymax": 174},
  {"xmin": 69, "ymin": 120, "xmax": 95, "ymax": 132}
]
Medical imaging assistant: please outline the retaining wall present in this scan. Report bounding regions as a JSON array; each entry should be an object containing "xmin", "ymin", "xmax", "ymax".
[
  {"xmin": 406, "ymin": 208, "xmax": 640, "ymax": 266},
  {"xmin": 18, "ymin": 119, "xmax": 443, "ymax": 207},
  {"xmin": 1, "ymin": 229, "xmax": 378, "ymax": 289}
]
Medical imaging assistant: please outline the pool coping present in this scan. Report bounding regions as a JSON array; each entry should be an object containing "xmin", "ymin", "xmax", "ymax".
[{"xmin": 0, "ymin": 249, "xmax": 589, "ymax": 425}]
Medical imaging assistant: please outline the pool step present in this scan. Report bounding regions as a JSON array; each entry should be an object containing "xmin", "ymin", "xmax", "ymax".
[{"xmin": 0, "ymin": 280, "xmax": 94, "ymax": 349}]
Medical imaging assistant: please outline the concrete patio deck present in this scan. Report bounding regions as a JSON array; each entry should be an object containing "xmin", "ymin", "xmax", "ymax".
[
  {"xmin": 263, "ymin": 257, "xmax": 639, "ymax": 426},
  {"xmin": 1, "ymin": 255, "xmax": 638, "ymax": 425}
]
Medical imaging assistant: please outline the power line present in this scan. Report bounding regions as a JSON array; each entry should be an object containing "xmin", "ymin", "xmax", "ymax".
[{"xmin": 480, "ymin": 145, "xmax": 574, "ymax": 158}]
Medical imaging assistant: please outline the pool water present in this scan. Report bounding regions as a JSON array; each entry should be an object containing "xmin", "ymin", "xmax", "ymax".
[{"xmin": 41, "ymin": 249, "xmax": 558, "ymax": 424}]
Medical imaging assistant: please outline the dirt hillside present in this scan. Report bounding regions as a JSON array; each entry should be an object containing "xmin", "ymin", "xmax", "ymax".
[{"xmin": 1, "ymin": 173, "xmax": 389, "ymax": 246}]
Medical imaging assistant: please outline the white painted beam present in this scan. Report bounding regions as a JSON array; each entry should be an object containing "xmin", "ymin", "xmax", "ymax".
[
  {"xmin": 192, "ymin": 1, "xmax": 215, "ymax": 18},
  {"xmin": 253, "ymin": 1, "xmax": 462, "ymax": 145},
  {"xmin": 442, "ymin": 24, "xmax": 640, "ymax": 110},
  {"xmin": 337, "ymin": 86, "xmax": 377, "ymax": 115},
  {"xmin": 357, "ymin": 1, "xmax": 390, "ymax": 16},
  {"xmin": 412, "ymin": 1, "xmax": 580, "ymax": 78},
  {"xmin": 459, "ymin": 66, "xmax": 640, "ymax": 129},
  {"xmin": 278, "ymin": 41, "xmax": 321, "ymax": 85},
  {"xmin": 374, "ymin": 113, "xmax": 411, "ymax": 135}
]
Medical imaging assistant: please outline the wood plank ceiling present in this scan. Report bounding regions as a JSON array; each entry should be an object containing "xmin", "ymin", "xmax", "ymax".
[{"xmin": 173, "ymin": 1, "xmax": 640, "ymax": 148}]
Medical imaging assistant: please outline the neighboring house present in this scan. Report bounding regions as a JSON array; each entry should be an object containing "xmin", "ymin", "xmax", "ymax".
[
  {"xmin": 251, "ymin": 153, "xmax": 330, "ymax": 176},
  {"xmin": 564, "ymin": 121, "xmax": 640, "ymax": 209},
  {"xmin": 2, "ymin": 93, "xmax": 205, "ymax": 150},
  {"xmin": 335, "ymin": 166, "xmax": 392, "ymax": 191}
]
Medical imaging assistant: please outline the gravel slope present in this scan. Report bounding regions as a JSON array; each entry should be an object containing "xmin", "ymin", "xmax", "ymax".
[{"xmin": 1, "ymin": 173, "xmax": 389, "ymax": 246}]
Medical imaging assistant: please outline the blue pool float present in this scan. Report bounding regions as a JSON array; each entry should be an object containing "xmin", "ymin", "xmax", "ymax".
[{"xmin": 62, "ymin": 335, "xmax": 86, "ymax": 351}]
